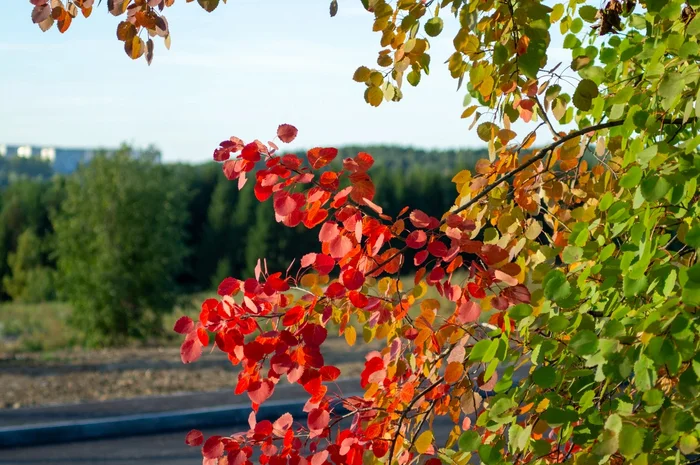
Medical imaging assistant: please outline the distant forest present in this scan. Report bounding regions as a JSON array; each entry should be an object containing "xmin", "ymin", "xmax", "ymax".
[{"xmin": 0, "ymin": 145, "xmax": 488, "ymax": 303}]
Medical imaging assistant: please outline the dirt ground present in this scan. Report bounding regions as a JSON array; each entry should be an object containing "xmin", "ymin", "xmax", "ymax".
[{"xmin": 0, "ymin": 338, "xmax": 375, "ymax": 408}]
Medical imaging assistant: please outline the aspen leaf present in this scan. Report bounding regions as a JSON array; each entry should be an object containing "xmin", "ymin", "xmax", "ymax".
[
  {"xmin": 444, "ymin": 361, "xmax": 464, "ymax": 383},
  {"xmin": 344, "ymin": 326, "xmax": 357, "ymax": 346},
  {"xmin": 197, "ymin": 0, "xmax": 219, "ymax": 12},
  {"xmin": 414, "ymin": 430, "xmax": 433, "ymax": 454}
]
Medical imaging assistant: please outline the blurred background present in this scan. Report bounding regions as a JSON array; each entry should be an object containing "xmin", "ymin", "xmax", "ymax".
[{"xmin": 0, "ymin": 0, "xmax": 568, "ymax": 412}]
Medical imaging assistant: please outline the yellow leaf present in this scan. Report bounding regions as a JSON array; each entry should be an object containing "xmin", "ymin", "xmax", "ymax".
[
  {"xmin": 415, "ymin": 430, "xmax": 434, "ymax": 454},
  {"xmin": 365, "ymin": 86, "xmax": 384, "ymax": 107},
  {"xmin": 300, "ymin": 273, "xmax": 318, "ymax": 288},
  {"xmin": 344, "ymin": 326, "xmax": 357, "ymax": 346},
  {"xmin": 452, "ymin": 169, "xmax": 472, "ymax": 185},
  {"xmin": 535, "ymin": 398, "xmax": 550, "ymax": 413},
  {"xmin": 461, "ymin": 105, "xmax": 478, "ymax": 119},
  {"xmin": 412, "ymin": 281, "xmax": 427, "ymax": 299},
  {"xmin": 353, "ymin": 66, "xmax": 371, "ymax": 82},
  {"xmin": 478, "ymin": 75, "xmax": 494, "ymax": 98},
  {"xmin": 551, "ymin": 3, "xmax": 565, "ymax": 22}
]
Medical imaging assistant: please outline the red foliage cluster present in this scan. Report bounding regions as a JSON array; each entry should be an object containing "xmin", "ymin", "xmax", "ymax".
[{"xmin": 177, "ymin": 125, "xmax": 532, "ymax": 465}]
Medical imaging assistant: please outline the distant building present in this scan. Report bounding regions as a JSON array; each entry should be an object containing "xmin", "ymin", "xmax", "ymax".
[{"xmin": 0, "ymin": 144, "xmax": 160, "ymax": 174}]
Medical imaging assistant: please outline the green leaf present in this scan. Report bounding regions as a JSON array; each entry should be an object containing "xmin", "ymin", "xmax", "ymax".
[
  {"xmin": 519, "ymin": 38, "xmax": 547, "ymax": 79},
  {"xmin": 469, "ymin": 339, "xmax": 492, "ymax": 361},
  {"xmin": 679, "ymin": 434, "xmax": 699, "ymax": 455},
  {"xmin": 407, "ymin": 70, "xmax": 421, "ymax": 86},
  {"xmin": 533, "ymin": 365, "xmax": 557, "ymax": 388},
  {"xmin": 573, "ymin": 79, "xmax": 599, "ymax": 111},
  {"xmin": 543, "ymin": 270, "xmax": 571, "ymax": 302},
  {"xmin": 562, "ymin": 246, "xmax": 583, "ymax": 264},
  {"xmin": 640, "ymin": 176, "xmax": 671, "ymax": 202},
  {"xmin": 541, "ymin": 407, "xmax": 578, "ymax": 426},
  {"xmin": 637, "ymin": 145, "xmax": 658, "ymax": 165},
  {"xmin": 623, "ymin": 274, "xmax": 648, "ymax": 298},
  {"xmin": 424, "ymin": 17, "xmax": 443, "ymax": 37},
  {"xmin": 458, "ymin": 430, "xmax": 481, "ymax": 451},
  {"xmin": 658, "ymin": 72, "xmax": 684, "ymax": 109},
  {"xmin": 683, "ymin": 224, "xmax": 700, "ymax": 248},
  {"xmin": 634, "ymin": 355, "xmax": 656, "ymax": 391},
  {"xmin": 508, "ymin": 303, "xmax": 532, "ymax": 320},
  {"xmin": 620, "ymin": 167, "xmax": 643, "ymax": 189},
  {"xmin": 570, "ymin": 330, "xmax": 599, "ymax": 356},
  {"xmin": 478, "ymin": 444, "xmax": 502, "ymax": 465},
  {"xmin": 578, "ymin": 5, "xmax": 599, "ymax": 22},
  {"xmin": 593, "ymin": 429, "xmax": 619, "ymax": 456},
  {"xmin": 569, "ymin": 222, "xmax": 589, "ymax": 246},
  {"xmin": 493, "ymin": 43, "xmax": 508, "ymax": 65}
]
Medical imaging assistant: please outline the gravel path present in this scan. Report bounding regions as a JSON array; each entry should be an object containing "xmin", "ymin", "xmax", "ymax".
[{"xmin": 0, "ymin": 338, "xmax": 375, "ymax": 408}]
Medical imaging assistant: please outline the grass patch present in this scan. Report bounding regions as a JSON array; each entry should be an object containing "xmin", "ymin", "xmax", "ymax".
[{"xmin": 0, "ymin": 301, "xmax": 76, "ymax": 353}]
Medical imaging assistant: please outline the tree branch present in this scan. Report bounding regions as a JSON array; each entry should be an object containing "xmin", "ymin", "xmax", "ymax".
[
  {"xmin": 387, "ymin": 377, "xmax": 444, "ymax": 463},
  {"xmin": 441, "ymin": 118, "xmax": 695, "ymax": 225}
]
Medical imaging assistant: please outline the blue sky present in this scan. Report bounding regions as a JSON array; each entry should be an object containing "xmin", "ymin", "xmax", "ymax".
[{"xmin": 1, "ymin": 1, "xmax": 570, "ymax": 163}]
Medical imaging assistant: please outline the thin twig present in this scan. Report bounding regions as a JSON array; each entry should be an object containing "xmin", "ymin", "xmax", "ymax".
[{"xmin": 441, "ymin": 118, "xmax": 695, "ymax": 225}]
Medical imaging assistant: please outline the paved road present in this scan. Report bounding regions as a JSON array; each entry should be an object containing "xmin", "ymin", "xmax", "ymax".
[
  {"xmin": 0, "ymin": 379, "xmax": 362, "ymax": 428},
  {"xmin": 0, "ymin": 427, "xmax": 232, "ymax": 465},
  {"xmin": 0, "ymin": 418, "xmax": 457, "ymax": 465}
]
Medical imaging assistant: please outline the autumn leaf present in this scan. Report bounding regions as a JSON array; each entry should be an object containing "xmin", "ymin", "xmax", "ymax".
[{"xmin": 277, "ymin": 124, "xmax": 298, "ymax": 143}]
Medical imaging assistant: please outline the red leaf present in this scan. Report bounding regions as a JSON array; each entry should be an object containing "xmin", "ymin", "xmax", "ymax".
[
  {"xmin": 355, "ymin": 152, "xmax": 374, "ymax": 171},
  {"xmin": 372, "ymin": 440, "xmax": 389, "ymax": 458},
  {"xmin": 202, "ymin": 436, "xmax": 224, "ymax": 459},
  {"xmin": 341, "ymin": 268, "xmax": 365, "ymax": 291},
  {"xmin": 457, "ymin": 300, "xmax": 481, "ymax": 324},
  {"xmin": 273, "ymin": 413, "xmax": 294, "ymax": 435},
  {"xmin": 241, "ymin": 142, "xmax": 262, "ymax": 162},
  {"xmin": 180, "ymin": 336, "xmax": 202, "ymax": 364},
  {"xmin": 173, "ymin": 316, "xmax": 194, "ymax": 334},
  {"xmin": 302, "ymin": 324, "xmax": 328, "ymax": 346},
  {"xmin": 348, "ymin": 172, "xmax": 375, "ymax": 203},
  {"xmin": 307, "ymin": 147, "xmax": 338, "ymax": 170},
  {"xmin": 414, "ymin": 250, "xmax": 429, "ymax": 266},
  {"xmin": 313, "ymin": 254, "xmax": 335, "ymax": 275},
  {"xmin": 248, "ymin": 379, "xmax": 275, "ymax": 405},
  {"xmin": 273, "ymin": 191, "xmax": 299, "ymax": 217},
  {"xmin": 319, "ymin": 171, "xmax": 339, "ymax": 191},
  {"xmin": 329, "ymin": 235, "xmax": 352, "ymax": 259},
  {"xmin": 282, "ymin": 306, "xmax": 305, "ymax": 327},
  {"xmin": 406, "ymin": 230, "xmax": 427, "ymax": 249},
  {"xmin": 311, "ymin": 451, "xmax": 329, "ymax": 465},
  {"xmin": 218, "ymin": 277, "xmax": 239, "ymax": 296},
  {"xmin": 467, "ymin": 282, "xmax": 487, "ymax": 299},
  {"xmin": 301, "ymin": 253, "xmax": 316, "ymax": 268},
  {"xmin": 360, "ymin": 356, "xmax": 385, "ymax": 388},
  {"xmin": 308, "ymin": 408, "xmax": 330, "ymax": 431},
  {"xmin": 320, "ymin": 365, "xmax": 341, "ymax": 381},
  {"xmin": 303, "ymin": 206, "xmax": 328, "ymax": 229},
  {"xmin": 348, "ymin": 290, "xmax": 368, "ymax": 308},
  {"xmin": 277, "ymin": 124, "xmax": 298, "ymax": 143},
  {"xmin": 325, "ymin": 281, "xmax": 346, "ymax": 297},
  {"xmin": 253, "ymin": 419, "xmax": 273, "ymax": 437},
  {"xmin": 319, "ymin": 222, "xmax": 339, "ymax": 243},
  {"xmin": 427, "ymin": 240, "xmax": 448, "ymax": 258},
  {"xmin": 197, "ymin": 327, "xmax": 209, "ymax": 346},
  {"xmin": 481, "ymin": 244, "xmax": 510, "ymax": 266},
  {"xmin": 409, "ymin": 210, "xmax": 439, "ymax": 229},
  {"xmin": 185, "ymin": 429, "xmax": 204, "ymax": 446}
]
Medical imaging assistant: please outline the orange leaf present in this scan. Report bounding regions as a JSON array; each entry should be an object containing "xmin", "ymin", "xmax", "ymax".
[{"xmin": 444, "ymin": 361, "xmax": 464, "ymax": 384}]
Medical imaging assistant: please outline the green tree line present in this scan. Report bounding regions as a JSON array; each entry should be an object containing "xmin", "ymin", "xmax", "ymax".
[{"xmin": 0, "ymin": 144, "xmax": 483, "ymax": 344}]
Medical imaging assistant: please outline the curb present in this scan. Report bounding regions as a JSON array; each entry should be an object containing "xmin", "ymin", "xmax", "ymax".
[{"xmin": 0, "ymin": 398, "xmax": 312, "ymax": 449}]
